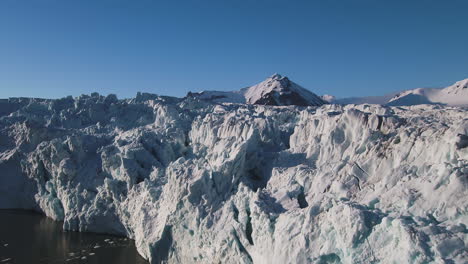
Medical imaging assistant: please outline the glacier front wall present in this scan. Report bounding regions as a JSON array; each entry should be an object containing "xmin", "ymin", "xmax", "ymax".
[{"xmin": 0, "ymin": 94, "xmax": 467, "ymax": 263}]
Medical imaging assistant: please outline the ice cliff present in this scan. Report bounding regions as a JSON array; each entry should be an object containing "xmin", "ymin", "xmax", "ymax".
[{"xmin": 0, "ymin": 93, "xmax": 467, "ymax": 263}]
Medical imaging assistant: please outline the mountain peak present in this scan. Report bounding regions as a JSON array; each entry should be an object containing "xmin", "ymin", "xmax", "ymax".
[
  {"xmin": 187, "ymin": 74, "xmax": 327, "ymax": 107},
  {"xmin": 244, "ymin": 74, "xmax": 326, "ymax": 106},
  {"xmin": 269, "ymin": 73, "xmax": 284, "ymax": 80},
  {"xmin": 451, "ymin": 78, "xmax": 468, "ymax": 91}
]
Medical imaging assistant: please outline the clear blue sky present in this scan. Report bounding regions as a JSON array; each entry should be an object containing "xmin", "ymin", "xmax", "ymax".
[{"xmin": 1, "ymin": 0, "xmax": 467, "ymax": 99}]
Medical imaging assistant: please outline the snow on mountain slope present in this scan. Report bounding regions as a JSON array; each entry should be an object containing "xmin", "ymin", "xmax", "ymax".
[
  {"xmin": 0, "ymin": 93, "xmax": 467, "ymax": 263},
  {"xmin": 243, "ymin": 74, "xmax": 326, "ymax": 106},
  {"xmin": 333, "ymin": 78, "xmax": 468, "ymax": 107},
  {"xmin": 333, "ymin": 92, "xmax": 400, "ymax": 105},
  {"xmin": 388, "ymin": 79, "xmax": 468, "ymax": 106},
  {"xmin": 188, "ymin": 74, "xmax": 327, "ymax": 107},
  {"xmin": 186, "ymin": 90, "xmax": 246, "ymax": 104},
  {"xmin": 320, "ymin": 94, "xmax": 336, "ymax": 103}
]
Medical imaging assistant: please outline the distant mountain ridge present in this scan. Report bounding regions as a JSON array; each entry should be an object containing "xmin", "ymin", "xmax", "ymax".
[
  {"xmin": 187, "ymin": 74, "xmax": 327, "ymax": 106},
  {"xmin": 386, "ymin": 78, "xmax": 468, "ymax": 106},
  {"xmin": 334, "ymin": 78, "xmax": 468, "ymax": 107},
  {"xmin": 187, "ymin": 74, "xmax": 468, "ymax": 107}
]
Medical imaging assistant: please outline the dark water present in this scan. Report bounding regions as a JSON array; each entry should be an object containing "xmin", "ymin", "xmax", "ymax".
[{"xmin": 0, "ymin": 210, "xmax": 148, "ymax": 264}]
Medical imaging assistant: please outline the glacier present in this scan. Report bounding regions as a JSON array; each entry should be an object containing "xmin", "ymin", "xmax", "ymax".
[{"xmin": 0, "ymin": 92, "xmax": 467, "ymax": 263}]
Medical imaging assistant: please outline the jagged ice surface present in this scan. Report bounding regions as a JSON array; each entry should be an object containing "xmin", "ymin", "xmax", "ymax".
[{"xmin": 0, "ymin": 93, "xmax": 467, "ymax": 263}]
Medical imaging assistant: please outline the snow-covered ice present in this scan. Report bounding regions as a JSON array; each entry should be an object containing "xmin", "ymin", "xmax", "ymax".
[{"xmin": 0, "ymin": 91, "xmax": 467, "ymax": 263}]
